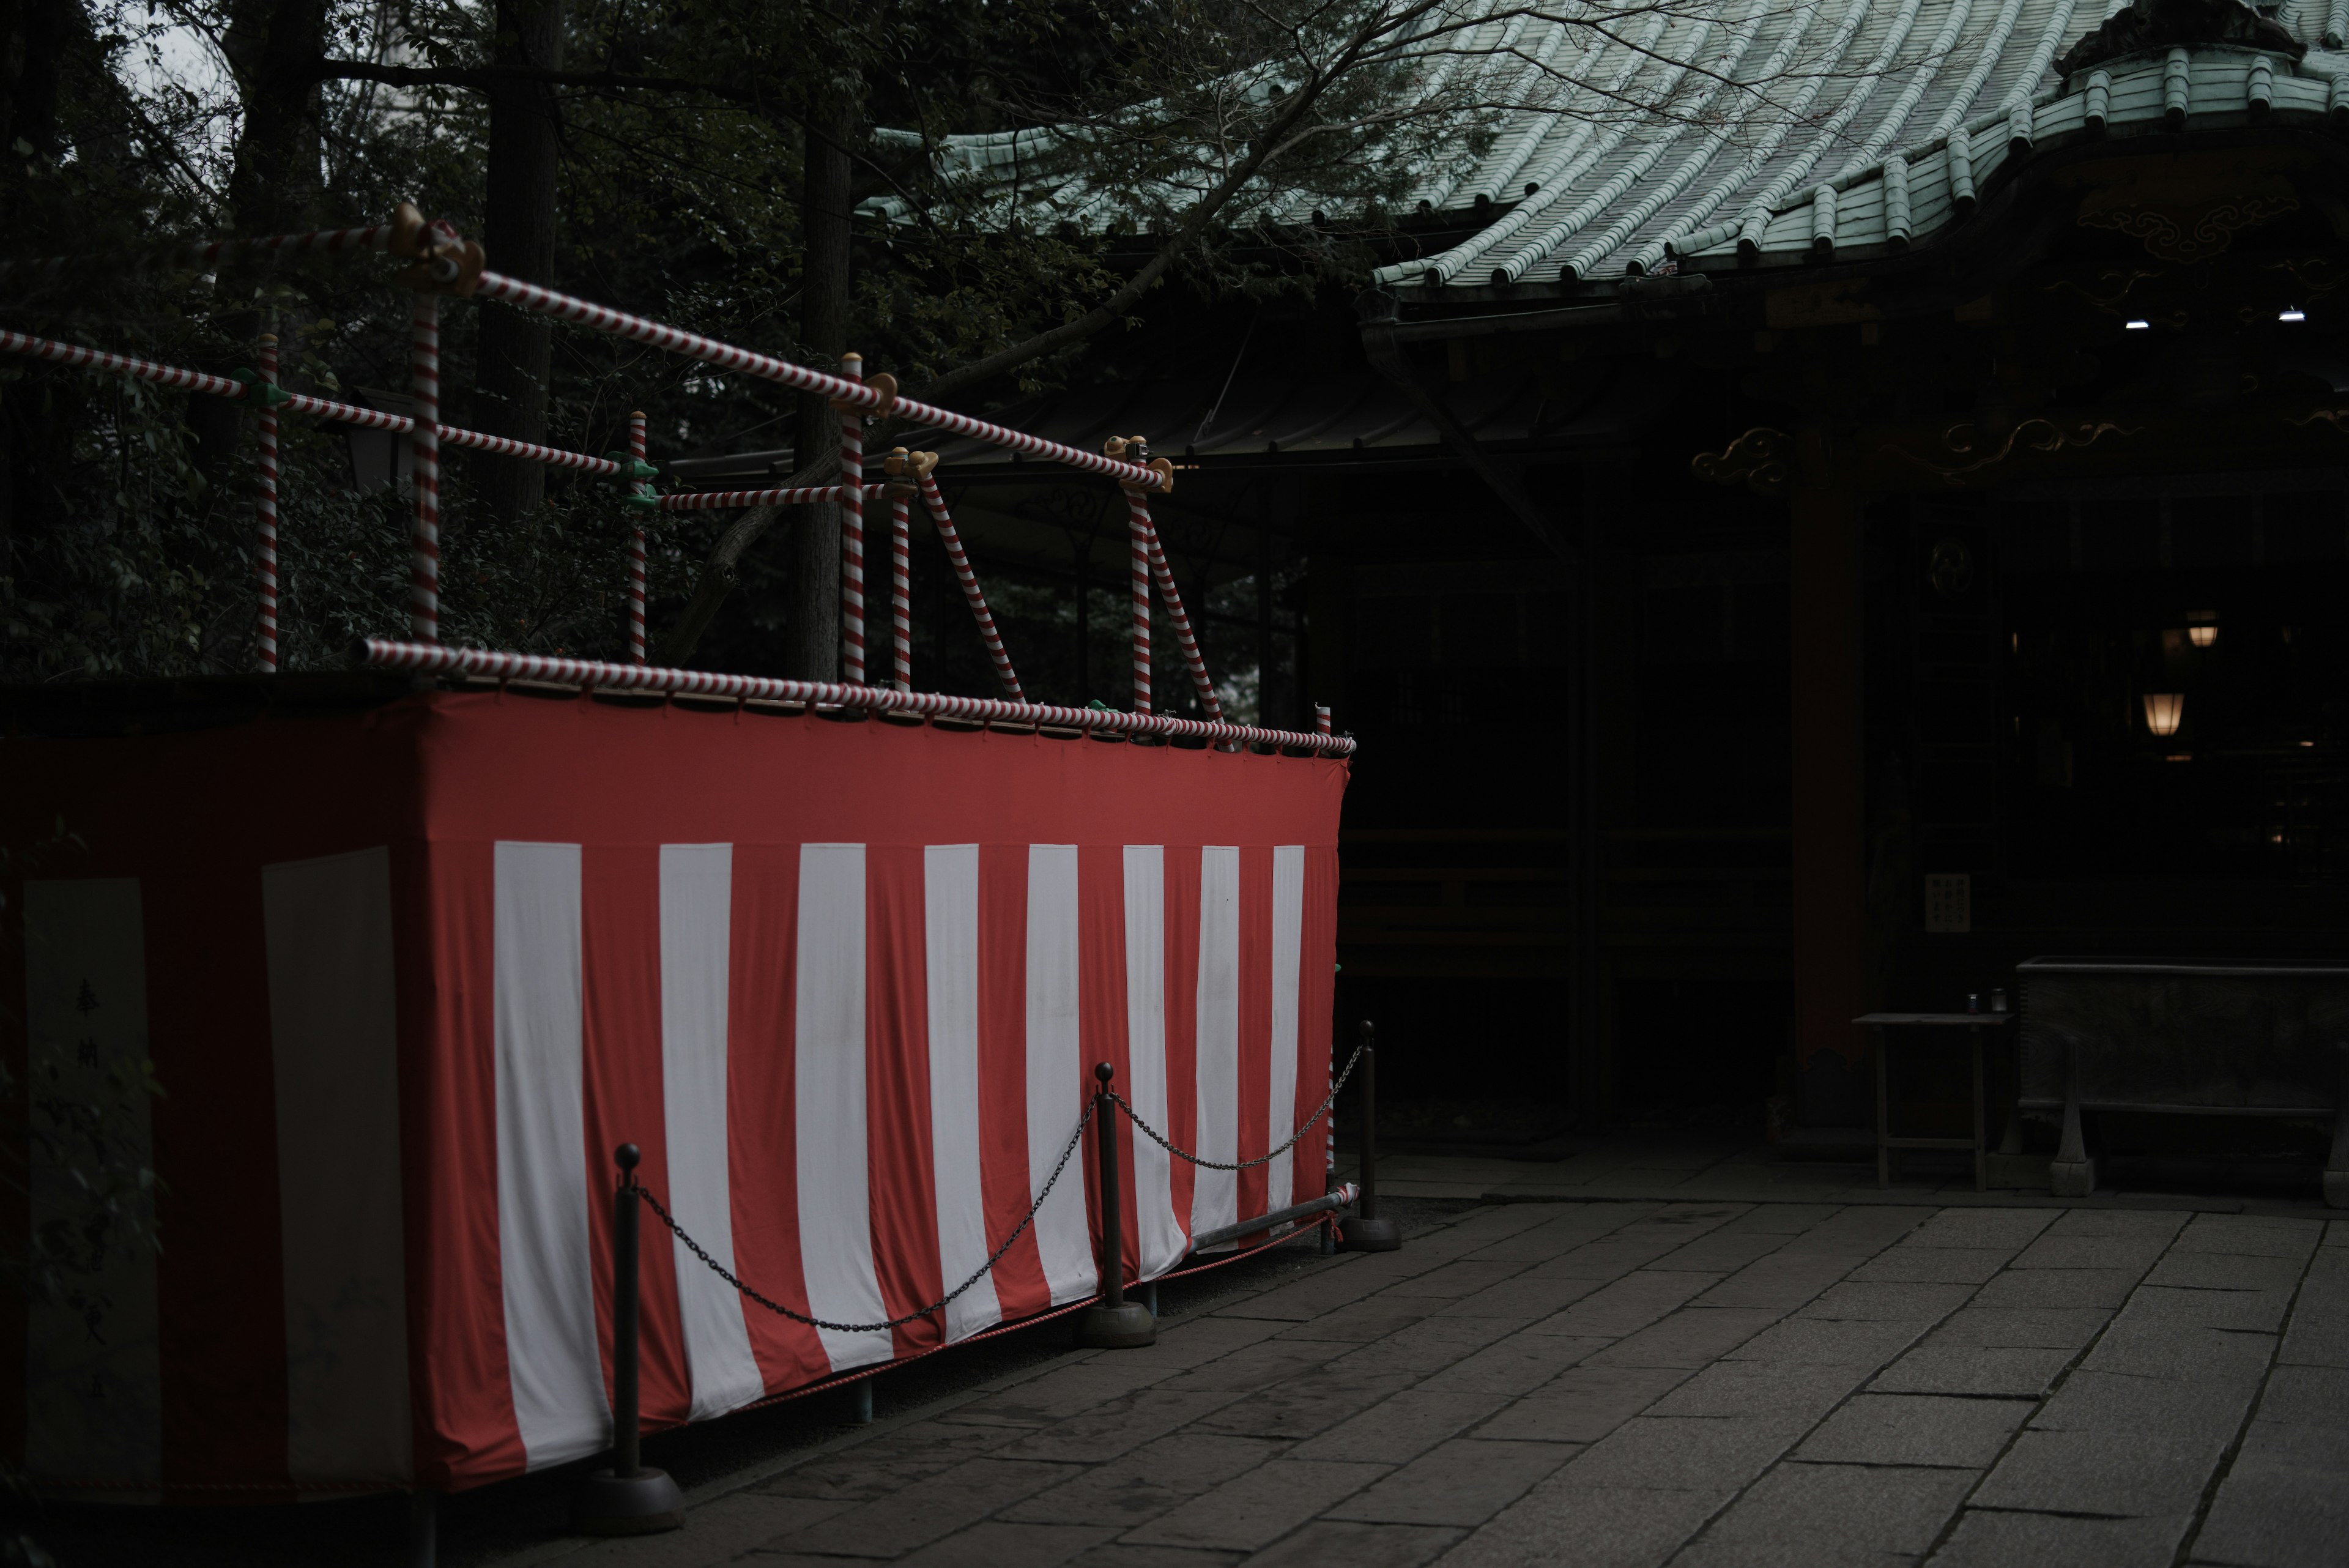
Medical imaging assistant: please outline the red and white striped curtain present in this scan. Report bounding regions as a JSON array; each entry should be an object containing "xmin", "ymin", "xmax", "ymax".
[{"xmin": 5, "ymin": 693, "xmax": 1345, "ymax": 1495}]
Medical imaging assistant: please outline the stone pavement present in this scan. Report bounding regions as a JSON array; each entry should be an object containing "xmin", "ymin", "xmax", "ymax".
[{"xmin": 514, "ymin": 1195, "xmax": 2349, "ymax": 1568}]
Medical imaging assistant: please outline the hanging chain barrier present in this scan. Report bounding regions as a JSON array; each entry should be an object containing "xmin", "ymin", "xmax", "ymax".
[
  {"xmin": 637, "ymin": 1097, "xmax": 1094, "ymax": 1337},
  {"xmin": 635, "ymin": 1040, "xmax": 1365, "ymax": 1336},
  {"xmin": 1109, "ymin": 1038, "xmax": 1367, "ymax": 1172}
]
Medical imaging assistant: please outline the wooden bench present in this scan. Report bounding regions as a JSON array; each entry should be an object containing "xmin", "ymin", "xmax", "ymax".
[{"xmin": 2017, "ymin": 957, "xmax": 2349, "ymax": 1206}]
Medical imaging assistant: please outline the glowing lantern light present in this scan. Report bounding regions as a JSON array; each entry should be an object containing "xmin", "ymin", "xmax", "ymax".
[
  {"xmin": 2188, "ymin": 611, "xmax": 2217, "ymax": 648},
  {"xmin": 2143, "ymin": 693, "xmax": 2185, "ymax": 737}
]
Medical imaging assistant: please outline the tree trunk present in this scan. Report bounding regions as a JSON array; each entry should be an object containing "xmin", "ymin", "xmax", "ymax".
[
  {"xmin": 475, "ymin": 0, "xmax": 565, "ymax": 521},
  {"xmin": 785, "ymin": 89, "xmax": 853, "ymax": 682}
]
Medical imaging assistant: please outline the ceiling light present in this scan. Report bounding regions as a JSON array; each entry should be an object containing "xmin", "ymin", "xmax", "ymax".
[
  {"xmin": 2281, "ymin": 308, "xmax": 2307, "ymax": 322},
  {"xmin": 2125, "ymin": 319, "xmax": 2151, "ymax": 330}
]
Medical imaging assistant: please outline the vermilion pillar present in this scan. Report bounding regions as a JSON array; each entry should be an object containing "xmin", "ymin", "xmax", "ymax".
[{"xmin": 1789, "ymin": 437, "xmax": 1869, "ymax": 1126}]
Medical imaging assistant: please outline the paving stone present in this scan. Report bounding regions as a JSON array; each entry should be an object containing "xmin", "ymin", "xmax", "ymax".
[
  {"xmin": 1241, "ymin": 1521, "xmax": 1466, "ymax": 1568},
  {"xmin": 895, "ymin": 1522, "xmax": 1121, "ymax": 1567},
  {"xmin": 1219, "ymin": 1262, "xmax": 1405, "ymax": 1322},
  {"xmin": 1639, "ymin": 1359, "xmax": 1858, "ymax": 1422},
  {"xmin": 1439, "ymin": 1274, "xmax": 1643, "ymax": 1320},
  {"xmin": 1378, "ymin": 1261, "xmax": 1535, "ymax": 1300},
  {"xmin": 1846, "ymin": 1245, "xmax": 2014, "ymax": 1285},
  {"xmin": 1290, "ymin": 1388, "xmax": 1515, "ymax": 1463},
  {"xmin": 1774, "ymin": 1207, "xmax": 1935, "ymax": 1257},
  {"xmin": 1527, "ymin": 1235, "xmax": 1708, "ymax": 1282},
  {"xmin": 1464, "ymin": 1209, "xmax": 1658, "ymax": 1265},
  {"xmin": 2008, "ymin": 1233, "xmax": 2174, "ymax": 1271},
  {"xmin": 781, "ymin": 1457, "xmax": 1086, "ymax": 1558},
  {"xmin": 1714, "ymin": 1203, "xmax": 1842, "ymax": 1235},
  {"xmin": 951, "ymin": 1360, "xmax": 1209, "ymax": 1428},
  {"xmin": 1798, "ymin": 1280, "xmax": 1975, "ymax": 1323},
  {"xmin": 1668, "ymin": 1460, "xmax": 1976, "ymax": 1567},
  {"xmin": 1193, "ymin": 1369, "xmax": 1422, "ymax": 1440},
  {"xmin": 1315, "ymin": 1438, "xmax": 1569, "ymax": 1523},
  {"xmin": 1327, "ymin": 1438, "xmax": 1577, "ymax": 1526},
  {"xmin": 1275, "ymin": 1298, "xmax": 1433, "ymax": 1343},
  {"xmin": 1867, "ymin": 1343, "xmax": 2074, "ymax": 1398},
  {"xmin": 2328, "ymin": 1219, "xmax": 2349, "ymax": 1247},
  {"xmin": 762, "ymin": 1419, "xmax": 1030, "ymax": 1501},
  {"xmin": 1439, "ymin": 1331, "xmax": 1609, "ymax": 1394},
  {"xmin": 2279, "ymin": 1246, "xmax": 2349, "ymax": 1368},
  {"xmin": 1330, "ymin": 1315, "xmax": 1523, "ymax": 1377},
  {"xmin": 1001, "ymin": 1390, "xmax": 1253, "ymax": 1463},
  {"xmin": 2075, "ymin": 1319, "xmax": 2279, "ymax": 1384},
  {"xmin": 1687, "ymin": 1251, "xmax": 1858, "ymax": 1312},
  {"xmin": 1435, "ymin": 1481, "xmax": 1733, "ymax": 1568},
  {"xmin": 1795, "ymin": 1392, "xmax": 2030, "ymax": 1468},
  {"xmin": 1119, "ymin": 1316, "xmax": 1290, "ymax": 1369},
  {"xmin": 1926, "ymin": 1305, "xmax": 2109, "ymax": 1350},
  {"xmin": 1973, "ymin": 1411, "xmax": 2240, "ymax": 1518},
  {"xmin": 1160, "ymin": 1339, "xmax": 1341, "ymax": 1394},
  {"xmin": 2038, "ymin": 1208, "xmax": 2189, "ymax": 1242},
  {"xmin": 1583, "ymin": 1308, "xmax": 1780, "ymax": 1369},
  {"xmin": 1474, "ymin": 1364, "xmax": 1693, "ymax": 1443},
  {"xmin": 1068, "ymin": 1545, "xmax": 1243, "ymax": 1568},
  {"xmin": 2194, "ymin": 1371, "xmax": 2349, "ymax": 1568},
  {"xmin": 1002, "ymin": 1435, "xmax": 1288, "ymax": 1528},
  {"xmin": 1450, "ymin": 1203, "xmax": 1605, "ymax": 1247},
  {"xmin": 2146, "ymin": 1250, "xmax": 2309, "ymax": 1293},
  {"xmin": 1121, "ymin": 1458, "xmax": 1390, "ymax": 1551},
  {"xmin": 564, "ymin": 1493, "xmax": 852, "ymax": 1567},
  {"xmin": 2168, "ymin": 1213, "xmax": 2325, "ymax": 1257},
  {"xmin": 1725, "ymin": 1315, "xmax": 1929, "ymax": 1369},
  {"xmin": 1529, "ymin": 1271, "xmax": 1718, "ymax": 1337},
  {"xmin": 1562, "ymin": 1413, "xmax": 1811, "ymax": 1490},
  {"xmin": 1928, "ymin": 1507, "xmax": 2183, "ymax": 1568},
  {"xmin": 1969, "ymin": 1266, "xmax": 2145, "ymax": 1311},
  {"xmin": 1904, "ymin": 1208, "xmax": 2057, "ymax": 1250},
  {"xmin": 1647, "ymin": 1230, "xmax": 1795, "ymax": 1274}
]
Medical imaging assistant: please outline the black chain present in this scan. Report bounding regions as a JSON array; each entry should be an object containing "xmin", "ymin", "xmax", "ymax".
[
  {"xmin": 636, "ymin": 1097, "xmax": 1095, "ymax": 1336},
  {"xmin": 1108, "ymin": 1039, "xmax": 1365, "ymax": 1172}
]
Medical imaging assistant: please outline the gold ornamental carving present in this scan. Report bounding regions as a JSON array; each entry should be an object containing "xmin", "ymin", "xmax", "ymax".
[
  {"xmin": 1882, "ymin": 418, "xmax": 2138, "ymax": 486},
  {"xmin": 1690, "ymin": 428, "xmax": 1791, "ymax": 495}
]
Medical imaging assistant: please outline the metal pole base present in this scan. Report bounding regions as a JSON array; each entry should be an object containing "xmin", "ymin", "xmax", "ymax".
[
  {"xmin": 1341, "ymin": 1215, "xmax": 1403, "ymax": 1252},
  {"xmin": 407, "ymin": 1490, "xmax": 437, "ymax": 1568},
  {"xmin": 573, "ymin": 1468, "xmax": 686, "ymax": 1536},
  {"xmin": 1074, "ymin": 1300, "xmax": 1158, "ymax": 1348}
]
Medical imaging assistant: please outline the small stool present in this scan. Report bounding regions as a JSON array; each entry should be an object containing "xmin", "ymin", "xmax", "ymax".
[{"xmin": 1854, "ymin": 1013, "xmax": 2016, "ymax": 1191}]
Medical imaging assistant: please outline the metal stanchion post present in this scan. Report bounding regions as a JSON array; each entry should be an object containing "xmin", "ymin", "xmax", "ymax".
[
  {"xmin": 1075, "ymin": 1063, "xmax": 1157, "ymax": 1348},
  {"xmin": 574, "ymin": 1143, "xmax": 686, "ymax": 1535},
  {"xmin": 407, "ymin": 1490, "xmax": 436, "ymax": 1568},
  {"xmin": 1341, "ymin": 1021, "xmax": 1401, "ymax": 1252}
]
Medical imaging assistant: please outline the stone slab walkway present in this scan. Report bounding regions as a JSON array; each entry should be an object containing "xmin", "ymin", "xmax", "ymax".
[{"xmin": 511, "ymin": 1196, "xmax": 2349, "ymax": 1568}]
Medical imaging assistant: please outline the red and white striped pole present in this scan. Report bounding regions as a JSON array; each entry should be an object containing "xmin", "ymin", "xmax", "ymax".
[
  {"xmin": 254, "ymin": 329, "xmax": 280, "ymax": 672},
  {"xmin": 913, "ymin": 470, "xmax": 1024, "ymax": 702},
  {"xmin": 409, "ymin": 293, "xmax": 440, "ymax": 644},
  {"xmin": 627, "ymin": 410, "xmax": 650, "ymax": 664},
  {"xmin": 837, "ymin": 352, "xmax": 866, "ymax": 685},
  {"xmin": 1128, "ymin": 486, "xmax": 1151, "ymax": 715},
  {"xmin": 1315, "ymin": 704, "xmax": 1332, "ymax": 736},
  {"xmin": 888, "ymin": 494, "xmax": 912, "ymax": 692},
  {"xmin": 1132, "ymin": 499, "xmax": 1222, "ymax": 722}
]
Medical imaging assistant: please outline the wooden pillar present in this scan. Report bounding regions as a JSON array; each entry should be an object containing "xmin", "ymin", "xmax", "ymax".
[{"xmin": 1789, "ymin": 436, "xmax": 1869, "ymax": 1126}]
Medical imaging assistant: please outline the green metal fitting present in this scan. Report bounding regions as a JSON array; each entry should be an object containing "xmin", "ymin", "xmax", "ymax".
[
  {"xmin": 602, "ymin": 453, "xmax": 659, "ymax": 481},
  {"xmin": 620, "ymin": 490, "xmax": 662, "ymax": 512},
  {"xmin": 228, "ymin": 368, "xmax": 292, "ymax": 408}
]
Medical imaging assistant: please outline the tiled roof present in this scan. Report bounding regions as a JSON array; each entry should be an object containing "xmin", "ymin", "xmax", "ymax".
[{"xmin": 867, "ymin": 0, "xmax": 2347, "ymax": 300}]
